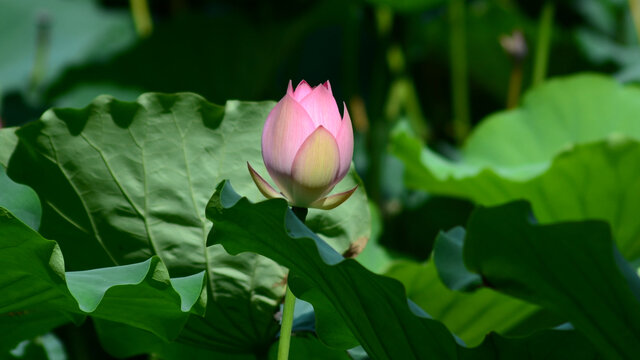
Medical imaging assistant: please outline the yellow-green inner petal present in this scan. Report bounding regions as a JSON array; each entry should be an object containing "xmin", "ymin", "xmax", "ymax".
[{"xmin": 290, "ymin": 126, "xmax": 340, "ymax": 205}]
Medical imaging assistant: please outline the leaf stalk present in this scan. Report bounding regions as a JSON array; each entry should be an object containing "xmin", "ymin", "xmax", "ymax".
[{"xmin": 532, "ymin": 2, "xmax": 554, "ymax": 87}]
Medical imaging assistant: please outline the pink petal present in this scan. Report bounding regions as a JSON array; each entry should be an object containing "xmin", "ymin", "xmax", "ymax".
[
  {"xmin": 322, "ymin": 80, "xmax": 332, "ymax": 93},
  {"xmin": 289, "ymin": 126, "xmax": 340, "ymax": 207},
  {"xmin": 262, "ymin": 94, "xmax": 316, "ymax": 197},
  {"xmin": 298, "ymin": 84, "xmax": 342, "ymax": 137},
  {"xmin": 247, "ymin": 162, "xmax": 285, "ymax": 200},
  {"xmin": 292, "ymin": 80, "xmax": 313, "ymax": 101},
  {"xmin": 334, "ymin": 102, "xmax": 354, "ymax": 182},
  {"xmin": 309, "ymin": 185, "xmax": 358, "ymax": 210},
  {"xmin": 286, "ymin": 80, "xmax": 294, "ymax": 96}
]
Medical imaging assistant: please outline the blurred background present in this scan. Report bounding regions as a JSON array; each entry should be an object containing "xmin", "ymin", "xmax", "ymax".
[{"xmin": 2, "ymin": 0, "xmax": 639, "ymax": 272}]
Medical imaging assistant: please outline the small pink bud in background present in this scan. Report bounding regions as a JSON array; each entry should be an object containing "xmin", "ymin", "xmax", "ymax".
[{"xmin": 248, "ymin": 80, "xmax": 357, "ymax": 209}]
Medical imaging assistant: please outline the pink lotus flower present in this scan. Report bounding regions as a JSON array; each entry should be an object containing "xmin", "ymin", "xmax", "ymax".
[{"xmin": 248, "ymin": 80, "xmax": 357, "ymax": 209}]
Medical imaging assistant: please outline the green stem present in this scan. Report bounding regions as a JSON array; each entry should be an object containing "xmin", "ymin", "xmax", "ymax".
[
  {"xmin": 291, "ymin": 207, "xmax": 308, "ymax": 222},
  {"xmin": 277, "ymin": 287, "xmax": 296, "ymax": 360},
  {"xmin": 506, "ymin": 61, "xmax": 523, "ymax": 109},
  {"xmin": 277, "ymin": 206, "xmax": 308, "ymax": 360},
  {"xmin": 532, "ymin": 1, "xmax": 554, "ymax": 87},
  {"xmin": 129, "ymin": 0, "xmax": 153, "ymax": 38},
  {"xmin": 449, "ymin": 0, "xmax": 469, "ymax": 144},
  {"xmin": 630, "ymin": 0, "xmax": 640, "ymax": 42}
]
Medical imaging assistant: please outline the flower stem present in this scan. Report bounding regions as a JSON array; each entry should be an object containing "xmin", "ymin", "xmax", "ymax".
[
  {"xmin": 291, "ymin": 207, "xmax": 308, "ymax": 222},
  {"xmin": 532, "ymin": 1, "xmax": 554, "ymax": 87},
  {"xmin": 277, "ymin": 206, "xmax": 307, "ymax": 360},
  {"xmin": 129, "ymin": 0, "xmax": 153, "ymax": 38},
  {"xmin": 506, "ymin": 61, "xmax": 523, "ymax": 109},
  {"xmin": 277, "ymin": 287, "xmax": 296, "ymax": 360},
  {"xmin": 630, "ymin": 0, "xmax": 640, "ymax": 42}
]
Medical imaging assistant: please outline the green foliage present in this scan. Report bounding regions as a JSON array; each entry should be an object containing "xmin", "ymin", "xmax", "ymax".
[
  {"xmin": 207, "ymin": 180, "xmax": 598, "ymax": 359},
  {"xmin": 432, "ymin": 227, "xmax": 481, "ymax": 291},
  {"xmin": 3, "ymin": 0, "xmax": 639, "ymax": 356},
  {"xmin": 207, "ymin": 181, "xmax": 454, "ymax": 357},
  {"xmin": 2, "ymin": 93, "xmax": 369, "ymax": 355},
  {"xmin": 7, "ymin": 94, "xmax": 368, "ymax": 271},
  {"xmin": 385, "ymin": 260, "xmax": 545, "ymax": 347},
  {"xmin": 6, "ymin": 333, "xmax": 66, "ymax": 360},
  {"xmin": 0, "ymin": 208, "xmax": 205, "ymax": 352},
  {"xmin": 391, "ymin": 74, "xmax": 640, "ymax": 258},
  {"xmin": 470, "ymin": 204, "xmax": 640, "ymax": 358},
  {"xmin": 268, "ymin": 334, "xmax": 352, "ymax": 360},
  {"xmin": 447, "ymin": 201, "xmax": 640, "ymax": 358}
]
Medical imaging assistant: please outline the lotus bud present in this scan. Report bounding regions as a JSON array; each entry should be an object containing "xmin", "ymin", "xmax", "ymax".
[{"xmin": 248, "ymin": 80, "xmax": 357, "ymax": 210}]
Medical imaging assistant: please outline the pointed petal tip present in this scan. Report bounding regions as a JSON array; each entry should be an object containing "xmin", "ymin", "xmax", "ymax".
[
  {"xmin": 342, "ymin": 101, "xmax": 350, "ymax": 120},
  {"xmin": 292, "ymin": 80, "xmax": 313, "ymax": 101},
  {"xmin": 247, "ymin": 162, "xmax": 285, "ymax": 200},
  {"xmin": 287, "ymin": 80, "xmax": 294, "ymax": 95},
  {"xmin": 309, "ymin": 185, "xmax": 358, "ymax": 210}
]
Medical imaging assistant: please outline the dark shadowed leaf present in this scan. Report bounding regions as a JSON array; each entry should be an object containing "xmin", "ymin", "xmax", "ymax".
[
  {"xmin": 384, "ymin": 260, "xmax": 548, "ymax": 347},
  {"xmin": 433, "ymin": 227, "xmax": 481, "ymax": 291},
  {"xmin": 463, "ymin": 201, "xmax": 640, "ymax": 358},
  {"xmin": 206, "ymin": 181, "xmax": 597, "ymax": 359},
  {"xmin": 0, "ymin": 208, "xmax": 205, "ymax": 352}
]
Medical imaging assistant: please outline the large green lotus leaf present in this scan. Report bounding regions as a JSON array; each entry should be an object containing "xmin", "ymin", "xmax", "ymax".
[
  {"xmin": 0, "ymin": 0, "xmax": 135, "ymax": 92},
  {"xmin": 0, "ymin": 207, "xmax": 73, "ymax": 352},
  {"xmin": 206, "ymin": 181, "xmax": 596, "ymax": 359},
  {"xmin": 93, "ymin": 320, "xmax": 256, "ymax": 360},
  {"xmin": 6, "ymin": 94, "xmax": 368, "ymax": 353},
  {"xmin": 384, "ymin": 260, "xmax": 545, "ymax": 347},
  {"xmin": 267, "ymin": 334, "xmax": 352, "ymax": 360},
  {"xmin": 0, "ymin": 207, "xmax": 205, "ymax": 352},
  {"xmin": 94, "ymin": 320, "xmax": 351, "ymax": 360},
  {"xmin": 207, "ymin": 181, "xmax": 457, "ymax": 357},
  {"xmin": 391, "ymin": 74, "xmax": 640, "ymax": 258},
  {"xmin": 460, "ymin": 201, "xmax": 640, "ymax": 358},
  {"xmin": 458, "ymin": 330, "xmax": 597, "ymax": 360}
]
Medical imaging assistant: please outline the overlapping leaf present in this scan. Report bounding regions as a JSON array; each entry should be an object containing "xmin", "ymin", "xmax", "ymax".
[
  {"xmin": 384, "ymin": 260, "xmax": 547, "ymax": 347},
  {"xmin": 206, "ymin": 181, "xmax": 596, "ymax": 359},
  {"xmin": 5, "ymin": 93, "xmax": 369, "ymax": 353},
  {"xmin": 434, "ymin": 201, "xmax": 640, "ymax": 359},
  {"xmin": 0, "ymin": 128, "xmax": 41, "ymax": 230},
  {"xmin": 0, "ymin": 208, "xmax": 205, "ymax": 352},
  {"xmin": 391, "ymin": 74, "xmax": 640, "ymax": 258}
]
